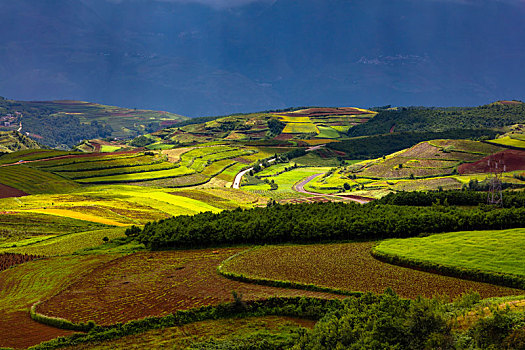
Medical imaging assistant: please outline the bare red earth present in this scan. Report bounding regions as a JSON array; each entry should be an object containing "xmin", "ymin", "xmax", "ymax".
[
  {"xmin": 273, "ymin": 133, "xmax": 295, "ymax": 140},
  {"xmin": 0, "ymin": 183, "xmax": 28, "ymax": 198},
  {"xmin": 0, "ymin": 312, "xmax": 75, "ymax": 349},
  {"xmin": 458, "ymin": 149, "xmax": 525, "ymax": 174},
  {"xmin": 499, "ymin": 100, "xmax": 523, "ymax": 105},
  {"xmin": 36, "ymin": 249, "xmax": 341, "ymax": 326}
]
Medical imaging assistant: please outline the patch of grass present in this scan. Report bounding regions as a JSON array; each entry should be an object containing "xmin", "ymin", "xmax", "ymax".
[
  {"xmin": 375, "ymin": 228, "xmax": 525, "ymax": 278},
  {"xmin": 315, "ymin": 126, "xmax": 340, "ymax": 139}
]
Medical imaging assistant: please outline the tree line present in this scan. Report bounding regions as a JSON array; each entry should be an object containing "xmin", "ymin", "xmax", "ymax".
[{"xmin": 127, "ymin": 201, "xmax": 525, "ymax": 249}]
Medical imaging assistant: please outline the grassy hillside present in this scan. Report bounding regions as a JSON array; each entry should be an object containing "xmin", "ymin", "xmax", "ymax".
[
  {"xmin": 0, "ymin": 131, "xmax": 40, "ymax": 153},
  {"xmin": 147, "ymin": 107, "xmax": 377, "ymax": 146},
  {"xmin": 0, "ymin": 99, "xmax": 188, "ymax": 147}
]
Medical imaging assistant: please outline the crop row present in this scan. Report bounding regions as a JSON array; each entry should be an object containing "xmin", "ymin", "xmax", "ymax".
[
  {"xmin": 58, "ymin": 161, "xmax": 176, "ymax": 179},
  {"xmin": 75, "ymin": 166, "xmax": 195, "ymax": 184},
  {"xmin": 0, "ymin": 165, "xmax": 80, "ymax": 194},
  {"xmin": 220, "ymin": 243, "xmax": 522, "ymax": 299},
  {"xmin": 36, "ymin": 154, "xmax": 158, "ymax": 172}
]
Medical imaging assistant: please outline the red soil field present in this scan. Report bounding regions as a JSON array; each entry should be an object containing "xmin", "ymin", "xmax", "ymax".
[
  {"xmin": 273, "ymin": 133, "xmax": 295, "ymax": 141},
  {"xmin": 36, "ymin": 248, "xmax": 342, "ymax": 326},
  {"xmin": 0, "ymin": 183, "xmax": 28, "ymax": 198},
  {"xmin": 458, "ymin": 149, "xmax": 525, "ymax": 174},
  {"xmin": 160, "ymin": 120, "xmax": 181, "ymax": 127},
  {"xmin": 0, "ymin": 311, "xmax": 75, "ymax": 349},
  {"xmin": 276, "ymin": 107, "xmax": 370, "ymax": 118},
  {"xmin": 499, "ymin": 100, "xmax": 523, "ymax": 105}
]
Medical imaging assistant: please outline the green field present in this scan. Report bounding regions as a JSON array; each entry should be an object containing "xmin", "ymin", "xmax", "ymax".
[
  {"xmin": 76, "ymin": 167, "xmax": 195, "ymax": 183},
  {"xmin": 486, "ymin": 136, "xmax": 525, "ymax": 149},
  {"xmin": 375, "ymin": 228, "xmax": 525, "ymax": 278},
  {"xmin": 315, "ymin": 126, "xmax": 340, "ymax": 139},
  {"xmin": 0, "ymin": 165, "xmax": 80, "ymax": 193}
]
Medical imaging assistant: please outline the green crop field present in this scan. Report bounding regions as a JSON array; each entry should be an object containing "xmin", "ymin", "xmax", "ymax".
[
  {"xmin": 243, "ymin": 167, "xmax": 332, "ymax": 195},
  {"xmin": 316, "ymin": 126, "xmax": 340, "ymax": 139},
  {"xmin": 34, "ymin": 153, "xmax": 156, "ymax": 171},
  {"xmin": 486, "ymin": 136, "xmax": 525, "ymax": 149},
  {"xmin": 76, "ymin": 166, "xmax": 195, "ymax": 183},
  {"xmin": 375, "ymin": 228, "xmax": 525, "ymax": 278},
  {"xmin": 0, "ymin": 165, "xmax": 80, "ymax": 193},
  {"xmin": 58, "ymin": 161, "xmax": 176, "ymax": 179}
]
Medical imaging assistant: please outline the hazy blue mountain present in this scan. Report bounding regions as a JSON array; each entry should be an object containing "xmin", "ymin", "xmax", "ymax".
[{"xmin": 0, "ymin": 0, "xmax": 524, "ymax": 116}]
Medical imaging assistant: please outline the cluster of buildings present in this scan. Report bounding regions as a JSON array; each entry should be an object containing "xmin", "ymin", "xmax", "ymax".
[{"xmin": 0, "ymin": 112, "xmax": 21, "ymax": 128}]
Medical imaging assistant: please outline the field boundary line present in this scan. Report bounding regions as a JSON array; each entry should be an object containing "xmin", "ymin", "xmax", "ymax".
[
  {"xmin": 217, "ymin": 247, "xmax": 361, "ymax": 297},
  {"xmin": 371, "ymin": 245, "xmax": 525, "ymax": 291}
]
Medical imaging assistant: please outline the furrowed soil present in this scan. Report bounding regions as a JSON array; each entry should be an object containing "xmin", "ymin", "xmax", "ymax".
[
  {"xmin": 36, "ymin": 248, "xmax": 342, "ymax": 326},
  {"xmin": 221, "ymin": 242, "xmax": 523, "ymax": 300}
]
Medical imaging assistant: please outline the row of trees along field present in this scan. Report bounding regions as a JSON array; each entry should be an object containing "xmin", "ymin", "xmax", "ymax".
[
  {"xmin": 376, "ymin": 190, "xmax": 525, "ymax": 207},
  {"xmin": 127, "ymin": 200, "xmax": 525, "ymax": 249},
  {"xmin": 350, "ymin": 103, "xmax": 525, "ymax": 137},
  {"xmin": 328, "ymin": 129, "xmax": 498, "ymax": 159}
]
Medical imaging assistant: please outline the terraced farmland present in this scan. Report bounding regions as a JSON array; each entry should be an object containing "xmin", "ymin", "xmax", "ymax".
[
  {"xmin": 35, "ymin": 248, "xmax": 341, "ymax": 326},
  {"xmin": 0, "ymin": 165, "xmax": 80, "ymax": 193},
  {"xmin": 220, "ymin": 243, "xmax": 523, "ymax": 299}
]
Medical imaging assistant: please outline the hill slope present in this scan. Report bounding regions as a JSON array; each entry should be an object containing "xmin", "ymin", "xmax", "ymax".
[
  {"xmin": 0, "ymin": 131, "xmax": 40, "ymax": 153},
  {"xmin": 0, "ymin": 98, "xmax": 188, "ymax": 148}
]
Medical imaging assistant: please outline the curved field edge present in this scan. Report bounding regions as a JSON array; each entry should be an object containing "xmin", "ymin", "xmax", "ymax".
[
  {"xmin": 372, "ymin": 229, "xmax": 525, "ymax": 290},
  {"xmin": 217, "ymin": 247, "xmax": 361, "ymax": 297},
  {"xmin": 217, "ymin": 242, "xmax": 523, "ymax": 299},
  {"xmin": 27, "ymin": 297, "xmax": 339, "ymax": 350}
]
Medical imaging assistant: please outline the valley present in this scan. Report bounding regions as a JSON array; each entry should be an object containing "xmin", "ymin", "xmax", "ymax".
[{"xmin": 0, "ymin": 100, "xmax": 524, "ymax": 349}]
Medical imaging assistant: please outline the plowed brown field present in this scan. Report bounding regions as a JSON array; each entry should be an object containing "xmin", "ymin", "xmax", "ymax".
[
  {"xmin": 221, "ymin": 243, "xmax": 523, "ymax": 300},
  {"xmin": 36, "ymin": 248, "xmax": 342, "ymax": 326}
]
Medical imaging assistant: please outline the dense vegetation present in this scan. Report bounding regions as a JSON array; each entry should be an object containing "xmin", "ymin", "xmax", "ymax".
[
  {"xmin": 128, "ymin": 202, "xmax": 525, "ymax": 249},
  {"xmin": 349, "ymin": 103, "xmax": 525, "ymax": 137},
  {"xmin": 376, "ymin": 190, "xmax": 525, "ymax": 207},
  {"xmin": 30, "ymin": 293, "xmax": 525, "ymax": 350},
  {"xmin": 328, "ymin": 129, "xmax": 498, "ymax": 159}
]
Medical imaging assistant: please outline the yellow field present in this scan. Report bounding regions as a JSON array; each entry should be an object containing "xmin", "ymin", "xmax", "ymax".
[
  {"xmin": 21, "ymin": 208, "xmax": 130, "ymax": 226},
  {"xmin": 282, "ymin": 123, "xmax": 319, "ymax": 134},
  {"xmin": 278, "ymin": 116, "xmax": 312, "ymax": 123}
]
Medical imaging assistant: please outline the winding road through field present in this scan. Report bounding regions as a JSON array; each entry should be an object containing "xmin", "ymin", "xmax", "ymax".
[{"xmin": 293, "ymin": 173, "xmax": 373, "ymax": 204}]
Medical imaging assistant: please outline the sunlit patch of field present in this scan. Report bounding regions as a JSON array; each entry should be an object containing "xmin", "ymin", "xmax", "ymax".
[
  {"xmin": 22, "ymin": 208, "xmax": 131, "ymax": 226},
  {"xmin": 76, "ymin": 166, "xmax": 195, "ymax": 184},
  {"xmin": 0, "ymin": 227, "xmax": 128, "ymax": 256},
  {"xmin": 486, "ymin": 136, "xmax": 525, "ymax": 149},
  {"xmin": 282, "ymin": 123, "xmax": 319, "ymax": 134}
]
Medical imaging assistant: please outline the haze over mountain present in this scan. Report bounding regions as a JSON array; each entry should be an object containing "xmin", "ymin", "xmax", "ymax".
[{"xmin": 1, "ymin": 0, "xmax": 524, "ymax": 117}]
